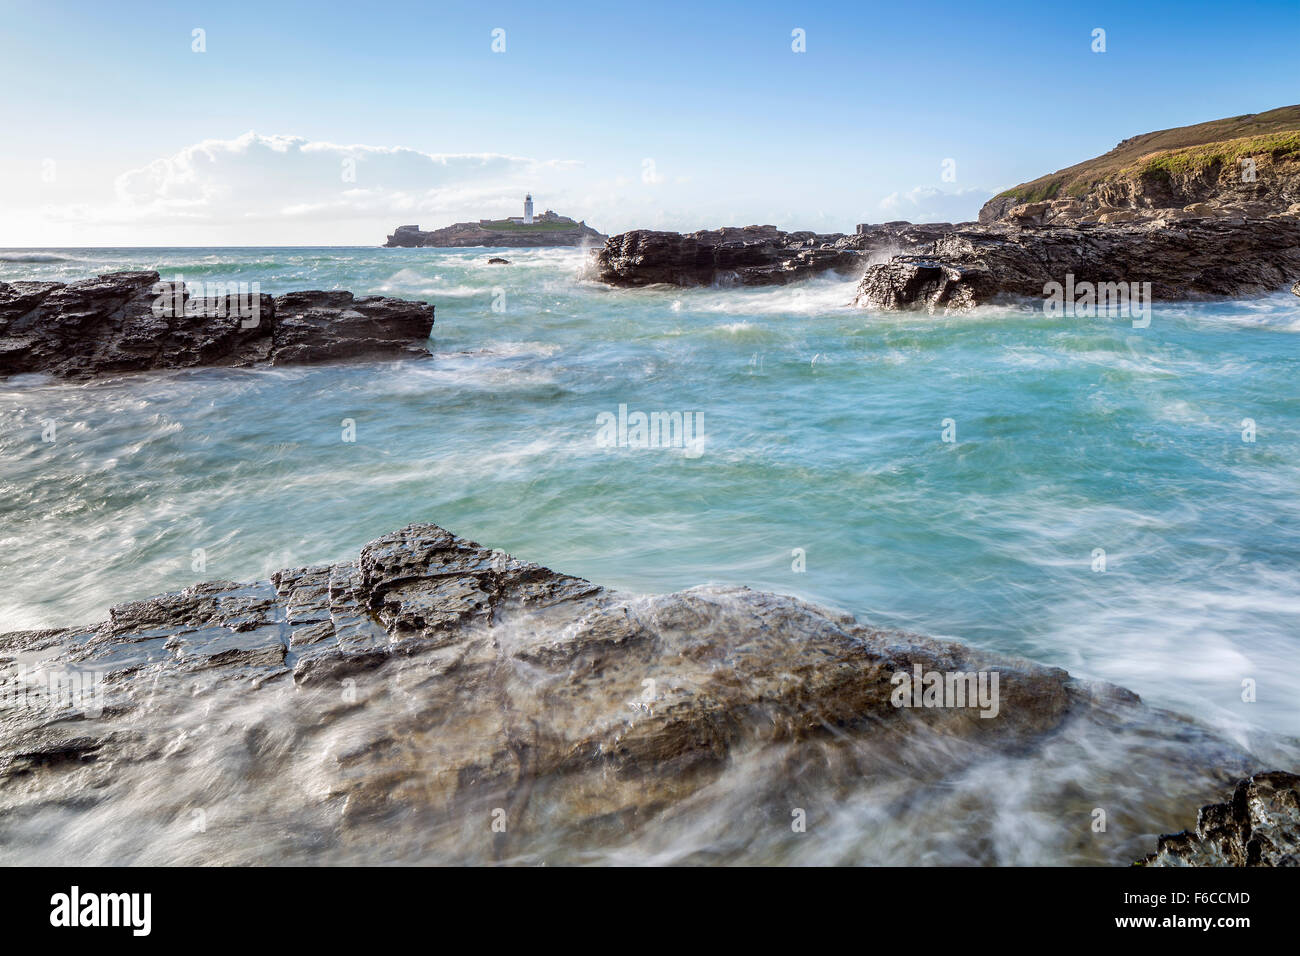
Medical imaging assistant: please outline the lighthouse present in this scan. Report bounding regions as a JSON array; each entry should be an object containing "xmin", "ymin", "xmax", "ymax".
[{"xmin": 523, "ymin": 194, "xmax": 534, "ymax": 224}]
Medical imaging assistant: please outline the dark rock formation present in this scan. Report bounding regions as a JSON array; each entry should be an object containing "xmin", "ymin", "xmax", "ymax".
[
  {"xmin": 593, "ymin": 222, "xmax": 955, "ymax": 288},
  {"xmin": 386, "ymin": 216, "xmax": 606, "ymax": 248},
  {"xmin": 0, "ymin": 521, "xmax": 1271, "ymax": 864},
  {"xmin": 1141, "ymin": 772, "xmax": 1300, "ymax": 866},
  {"xmin": 854, "ymin": 218, "xmax": 1300, "ymax": 313},
  {"xmin": 487, "ymin": 257, "xmax": 510, "ymax": 265},
  {"xmin": 0, "ymin": 271, "xmax": 434, "ymax": 380}
]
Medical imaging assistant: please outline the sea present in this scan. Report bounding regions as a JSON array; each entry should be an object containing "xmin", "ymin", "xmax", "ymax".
[{"xmin": 2, "ymin": 245, "xmax": 1298, "ymax": 862}]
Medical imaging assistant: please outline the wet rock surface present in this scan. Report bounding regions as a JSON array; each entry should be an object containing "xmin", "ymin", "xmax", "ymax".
[
  {"xmin": 0, "ymin": 522, "xmax": 1279, "ymax": 864},
  {"xmin": 593, "ymin": 223, "xmax": 953, "ymax": 288},
  {"xmin": 1141, "ymin": 772, "xmax": 1300, "ymax": 866},
  {"xmin": 853, "ymin": 218, "xmax": 1300, "ymax": 313},
  {"xmin": 0, "ymin": 271, "xmax": 435, "ymax": 380}
]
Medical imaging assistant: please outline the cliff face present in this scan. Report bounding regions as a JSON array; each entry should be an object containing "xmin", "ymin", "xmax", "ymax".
[
  {"xmin": 0, "ymin": 271, "xmax": 434, "ymax": 380},
  {"xmin": 981, "ymin": 106, "xmax": 1300, "ymax": 226},
  {"xmin": 385, "ymin": 218, "xmax": 607, "ymax": 248}
]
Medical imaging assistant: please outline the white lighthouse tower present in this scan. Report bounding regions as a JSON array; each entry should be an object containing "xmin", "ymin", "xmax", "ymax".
[{"xmin": 523, "ymin": 194, "xmax": 534, "ymax": 224}]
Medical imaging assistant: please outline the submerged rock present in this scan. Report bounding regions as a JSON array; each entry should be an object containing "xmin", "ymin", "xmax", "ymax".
[
  {"xmin": 1140, "ymin": 772, "xmax": 1300, "ymax": 866},
  {"xmin": 0, "ymin": 271, "xmax": 435, "ymax": 380},
  {"xmin": 0, "ymin": 522, "xmax": 1283, "ymax": 864}
]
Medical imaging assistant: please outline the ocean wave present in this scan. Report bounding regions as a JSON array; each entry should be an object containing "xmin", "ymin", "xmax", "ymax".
[{"xmin": 0, "ymin": 252, "xmax": 74, "ymax": 263}]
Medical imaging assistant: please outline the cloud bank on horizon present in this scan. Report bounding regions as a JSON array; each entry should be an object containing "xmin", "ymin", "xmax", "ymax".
[{"xmin": 2, "ymin": 130, "xmax": 989, "ymax": 246}]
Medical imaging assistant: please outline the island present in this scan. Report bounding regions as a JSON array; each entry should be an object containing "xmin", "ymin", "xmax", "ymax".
[{"xmin": 385, "ymin": 194, "xmax": 607, "ymax": 248}]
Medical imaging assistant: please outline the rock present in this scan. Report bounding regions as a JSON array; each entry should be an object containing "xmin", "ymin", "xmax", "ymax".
[
  {"xmin": 854, "ymin": 218, "xmax": 1300, "ymax": 313},
  {"xmin": 0, "ymin": 521, "xmax": 1271, "ymax": 864},
  {"xmin": 1140, "ymin": 772, "xmax": 1300, "ymax": 866},
  {"xmin": 0, "ymin": 271, "xmax": 434, "ymax": 380},
  {"xmin": 487, "ymin": 257, "xmax": 510, "ymax": 265},
  {"xmin": 1007, "ymin": 202, "xmax": 1051, "ymax": 225},
  {"xmin": 593, "ymin": 222, "xmax": 955, "ymax": 288}
]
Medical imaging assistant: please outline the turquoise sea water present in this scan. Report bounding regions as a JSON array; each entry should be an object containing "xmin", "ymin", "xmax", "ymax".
[{"xmin": 3, "ymin": 245, "xmax": 1299, "ymax": 752}]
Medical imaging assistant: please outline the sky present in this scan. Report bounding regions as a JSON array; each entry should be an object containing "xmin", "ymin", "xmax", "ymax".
[{"xmin": 1, "ymin": 0, "xmax": 1297, "ymax": 245}]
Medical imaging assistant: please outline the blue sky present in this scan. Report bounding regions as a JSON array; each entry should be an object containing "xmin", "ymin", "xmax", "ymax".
[{"xmin": 1, "ymin": 0, "xmax": 1297, "ymax": 244}]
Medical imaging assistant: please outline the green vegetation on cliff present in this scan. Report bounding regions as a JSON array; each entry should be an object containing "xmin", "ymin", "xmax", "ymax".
[
  {"xmin": 477, "ymin": 219, "xmax": 586, "ymax": 232},
  {"xmin": 1126, "ymin": 130, "xmax": 1300, "ymax": 179},
  {"xmin": 993, "ymin": 105, "xmax": 1300, "ymax": 203}
]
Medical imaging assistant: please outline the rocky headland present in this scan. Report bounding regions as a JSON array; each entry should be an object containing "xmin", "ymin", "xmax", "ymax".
[
  {"xmin": 594, "ymin": 107, "xmax": 1300, "ymax": 312},
  {"xmin": 0, "ymin": 271, "xmax": 435, "ymax": 380},
  {"xmin": 0, "ymin": 521, "xmax": 1291, "ymax": 865},
  {"xmin": 979, "ymin": 105, "xmax": 1300, "ymax": 227}
]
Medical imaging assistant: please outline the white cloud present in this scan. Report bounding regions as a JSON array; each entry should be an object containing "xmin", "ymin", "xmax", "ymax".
[
  {"xmin": 17, "ymin": 131, "xmax": 591, "ymax": 244},
  {"xmin": 3, "ymin": 130, "xmax": 940, "ymax": 244},
  {"xmin": 877, "ymin": 185, "xmax": 991, "ymax": 224}
]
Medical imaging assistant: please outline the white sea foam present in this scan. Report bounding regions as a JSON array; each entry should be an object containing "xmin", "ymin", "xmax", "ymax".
[{"xmin": 0, "ymin": 252, "xmax": 73, "ymax": 262}]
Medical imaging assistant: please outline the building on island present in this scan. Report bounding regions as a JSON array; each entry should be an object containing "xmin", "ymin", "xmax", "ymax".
[{"xmin": 503, "ymin": 194, "xmax": 535, "ymax": 225}]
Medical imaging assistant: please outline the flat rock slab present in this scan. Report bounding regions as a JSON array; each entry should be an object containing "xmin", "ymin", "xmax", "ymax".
[
  {"xmin": 0, "ymin": 522, "xmax": 1287, "ymax": 864},
  {"xmin": 0, "ymin": 271, "xmax": 434, "ymax": 380}
]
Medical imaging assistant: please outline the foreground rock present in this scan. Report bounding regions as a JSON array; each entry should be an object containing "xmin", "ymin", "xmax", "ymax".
[
  {"xmin": 1141, "ymin": 772, "xmax": 1300, "ymax": 866},
  {"xmin": 0, "ymin": 271, "xmax": 435, "ymax": 380},
  {"xmin": 0, "ymin": 522, "xmax": 1278, "ymax": 865},
  {"xmin": 593, "ymin": 222, "xmax": 953, "ymax": 287},
  {"xmin": 854, "ymin": 217, "xmax": 1300, "ymax": 313}
]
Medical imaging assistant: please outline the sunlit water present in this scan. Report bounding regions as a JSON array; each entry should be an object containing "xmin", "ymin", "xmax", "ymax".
[{"xmin": 3, "ymin": 245, "xmax": 1299, "ymax": 761}]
